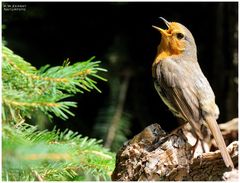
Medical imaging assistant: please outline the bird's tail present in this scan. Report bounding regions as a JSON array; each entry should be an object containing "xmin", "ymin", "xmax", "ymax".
[{"xmin": 206, "ymin": 116, "xmax": 234, "ymax": 169}]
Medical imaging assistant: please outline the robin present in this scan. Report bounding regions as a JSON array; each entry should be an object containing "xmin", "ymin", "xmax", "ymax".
[{"xmin": 152, "ymin": 17, "xmax": 234, "ymax": 169}]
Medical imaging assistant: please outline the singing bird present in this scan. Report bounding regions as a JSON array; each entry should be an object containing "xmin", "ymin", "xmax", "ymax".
[{"xmin": 152, "ymin": 17, "xmax": 234, "ymax": 169}]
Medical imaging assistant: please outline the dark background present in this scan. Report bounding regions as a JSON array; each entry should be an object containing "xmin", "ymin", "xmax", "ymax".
[{"xmin": 2, "ymin": 2, "xmax": 238, "ymax": 149}]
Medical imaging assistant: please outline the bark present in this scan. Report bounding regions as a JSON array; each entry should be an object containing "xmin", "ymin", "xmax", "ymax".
[{"xmin": 112, "ymin": 119, "xmax": 238, "ymax": 181}]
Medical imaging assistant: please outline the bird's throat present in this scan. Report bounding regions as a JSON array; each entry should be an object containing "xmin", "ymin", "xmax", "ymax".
[
  {"xmin": 153, "ymin": 39, "xmax": 182, "ymax": 65},
  {"xmin": 154, "ymin": 51, "xmax": 170, "ymax": 65}
]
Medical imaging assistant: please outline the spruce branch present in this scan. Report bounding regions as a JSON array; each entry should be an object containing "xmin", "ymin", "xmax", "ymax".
[
  {"xmin": 2, "ymin": 44, "xmax": 112, "ymax": 181},
  {"xmin": 2, "ymin": 124, "xmax": 115, "ymax": 181},
  {"xmin": 2, "ymin": 45, "xmax": 107, "ymax": 122}
]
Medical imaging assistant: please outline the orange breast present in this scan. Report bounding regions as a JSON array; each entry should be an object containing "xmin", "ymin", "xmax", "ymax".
[{"xmin": 153, "ymin": 51, "xmax": 170, "ymax": 65}]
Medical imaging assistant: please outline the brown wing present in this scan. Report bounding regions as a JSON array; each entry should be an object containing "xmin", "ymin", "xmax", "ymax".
[{"xmin": 154, "ymin": 58, "xmax": 203, "ymax": 139}]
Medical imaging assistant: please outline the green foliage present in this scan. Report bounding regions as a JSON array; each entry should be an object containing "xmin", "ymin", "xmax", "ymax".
[
  {"xmin": 2, "ymin": 45, "xmax": 116, "ymax": 181},
  {"xmin": 2, "ymin": 45, "xmax": 107, "ymax": 122},
  {"xmin": 110, "ymin": 113, "xmax": 131, "ymax": 151},
  {"xmin": 93, "ymin": 77, "xmax": 131, "ymax": 152},
  {"xmin": 2, "ymin": 124, "xmax": 115, "ymax": 181}
]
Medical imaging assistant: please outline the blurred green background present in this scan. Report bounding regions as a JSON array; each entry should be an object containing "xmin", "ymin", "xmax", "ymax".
[{"xmin": 2, "ymin": 2, "xmax": 238, "ymax": 151}]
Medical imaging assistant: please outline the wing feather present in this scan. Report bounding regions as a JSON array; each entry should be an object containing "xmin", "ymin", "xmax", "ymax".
[{"xmin": 154, "ymin": 58, "xmax": 203, "ymax": 139}]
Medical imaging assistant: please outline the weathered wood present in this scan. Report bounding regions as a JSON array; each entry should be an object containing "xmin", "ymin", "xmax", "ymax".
[{"xmin": 112, "ymin": 121, "xmax": 238, "ymax": 181}]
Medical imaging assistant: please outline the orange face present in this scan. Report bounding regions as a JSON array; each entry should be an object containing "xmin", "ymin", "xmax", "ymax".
[{"xmin": 153, "ymin": 22, "xmax": 187, "ymax": 56}]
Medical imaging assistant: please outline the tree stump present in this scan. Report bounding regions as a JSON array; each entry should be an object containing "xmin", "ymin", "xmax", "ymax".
[{"xmin": 112, "ymin": 120, "xmax": 238, "ymax": 181}]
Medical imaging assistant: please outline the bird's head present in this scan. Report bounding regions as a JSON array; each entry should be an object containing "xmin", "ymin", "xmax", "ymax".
[{"xmin": 153, "ymin": 17, "xmax": 197, "ymax": 57}]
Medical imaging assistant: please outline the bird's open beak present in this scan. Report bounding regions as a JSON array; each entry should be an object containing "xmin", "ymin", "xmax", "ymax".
[{"xmin": 152, "ymin": 17, "xmax": 171, "ymax": 37}]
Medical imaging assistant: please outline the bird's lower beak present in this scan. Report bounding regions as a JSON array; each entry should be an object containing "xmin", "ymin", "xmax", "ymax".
[
  {"xmin": 152, "ymin": 17, "xmax": 171, "ymax": 37},
  {"xmin": 152, "ymin": 25, "xmax": 170, "ymax": 37}
]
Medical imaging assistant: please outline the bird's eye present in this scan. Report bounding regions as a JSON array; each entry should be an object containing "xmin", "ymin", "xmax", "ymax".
[{"xmin": 176, "ymin": 33, "xmax": 184, "ymax": 40}]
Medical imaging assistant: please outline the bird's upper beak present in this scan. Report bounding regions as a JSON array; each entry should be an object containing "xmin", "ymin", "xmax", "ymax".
[{"xmin": 152, "ymin": 17, "xmax": 171, "ymax": 37}]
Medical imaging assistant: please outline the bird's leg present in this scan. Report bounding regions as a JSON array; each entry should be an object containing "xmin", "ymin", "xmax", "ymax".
[
  {"xmin": 190, "ymin": 137, "xmax": 207, "ymax": 156},
  {"xmin": 200, "ymin": 140, "xmax": 206, "ymax": 153},
  {"xmin": 191, "ymin": 137, "xmax": 199, "ymax": 156}
]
